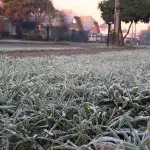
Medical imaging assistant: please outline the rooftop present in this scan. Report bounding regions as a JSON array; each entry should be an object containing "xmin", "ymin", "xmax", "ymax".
[
  {"xmin": 60, "ymin": 9, "xmax": 78, "ymax": 25},
  {"xmin": 61, "ymin": 9, "xmax": 77, "ymax": 17},
  {"xmin": 80, "ymin": 16, "xmax": 95, "ymax": 31}
]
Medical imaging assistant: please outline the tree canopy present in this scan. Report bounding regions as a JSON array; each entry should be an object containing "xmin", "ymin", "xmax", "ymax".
[
  {"xmin": 98, "ymin": 0, "xmax": 150, "ymax": 44},
  {"xmin": 1, "ymin": 0, "xmax": 55, "ymax": 22},
  {"xmin": 2, "ymin": 0, "xmax": 34, "ymax": 21},
  {"xmin": 98, "ymin": 0, "xmax": 150, "ymax": 24}
]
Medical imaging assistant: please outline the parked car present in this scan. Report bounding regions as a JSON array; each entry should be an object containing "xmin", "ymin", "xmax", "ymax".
[
  {"xmin": 88, "ymin": 34, "xmax": 97, "ymax": 42},
  {"xmin": 124, "ymin": 37, "xmax": 140, "ymax": 45},
  {"xmin": 23, "ymin": 29, "xmax": 47, "ymax": 40},
  {"xmin": 88, "ymin": 33, "xmax": 104, "ymax": 43}
]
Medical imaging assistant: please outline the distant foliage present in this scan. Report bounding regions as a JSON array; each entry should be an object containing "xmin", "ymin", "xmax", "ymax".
[
  {"xmin": 98, "ymin": 0, "xmax": 150, "ymax": 24},
  {"xmin": 1, "ymin": 0, "xmax": 55, "ymax": 22},
  {"xmin": 98, "ymin": 0, "xmax": 150, "ymax": 44},
  {"xmin": 2, "ymin": 0, "xmax": 34, "ymax": 21}
]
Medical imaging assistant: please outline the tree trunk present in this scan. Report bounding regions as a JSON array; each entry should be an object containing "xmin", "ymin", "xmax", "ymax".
[
  {"xmin": 119, "ymin": 29, "xmax": 124, "ymax": 46},
  {"xmin": 118, "ymin": 20, "xmax": 124, "ymax": 46},
  {"xmin": 114, "ymin": 0, "xmax": 120, "ymax": 46},
  {"xmin": 46, "ymin": 24, "xmax": 49, "ymax": 40},
  {"xmin": 15, "ymin": 21, "xmax": 22, "ymax": 39},
  {"xmin": 117, "ymin": 21, "xmax": 133, "ymax": 46},
  {"xmin": 107, "ymin": 23, "xmax": 111, "ymax": 46},
  {"xmin": 123, "ymin": 22, "xmax": 133, "ymax": 40}
]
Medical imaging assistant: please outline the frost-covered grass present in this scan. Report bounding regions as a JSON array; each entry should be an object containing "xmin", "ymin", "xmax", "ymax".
[
  {"xmin": 0, "ymin": 47, "xmax": 84, "ymax": 52},
  {"xmin": 0, "ymin": 39, "xmax": 69, "ymax": 45},
  {"xmin": 0, "ymin": 47, "xmax": 84, "ymax": 53},
  {"xmin": 1, "ymin": 50, "xmax": 150, "ymax": 149}
]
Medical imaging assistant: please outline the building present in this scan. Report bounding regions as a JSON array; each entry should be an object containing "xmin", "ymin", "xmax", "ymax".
[
  {"xmin": 0, "ymin": 5, "xmax": 101, "ymax": 42},
  {"xmin": 80, "ymin": 16, "xmax": 95, "ymax": 31},
  {"xmin": 28, "ymin": 10, "xmax": 66, "ymax": 40},
  {"xmin": 61, "ymin": 9, "xmax": 83, "ymax": 31},
  {"xmin": 0, "ymin": 16, "xmax": 14, "ymax": 37},
  {"xmin": 90, "ymin": 21, "xmax": 100, "ymax": 33},
  {"xmin": 69, "ymin": 16, "xmax": 84, "ymax": 31},
  {"xmin": 60, "ymin": 9, "xmax": 88, "ymax": 42},
  {"xmin": 99, "ymin": 23, "xmax": 108, "ymax": 36},
  {"xmin": 61, "ymin": 9, "xmax": 77, "ymax": 25},
  {"xmin": 28, "ymin": 9, "xmax": 85, "ymax": 41},
  {"xmin": 81, "ymin": 16, "xmax": 100, "ymax": 34},
  {"xmin": 0, "ymin": 0, "xmax": 16, "ymax": 37}
]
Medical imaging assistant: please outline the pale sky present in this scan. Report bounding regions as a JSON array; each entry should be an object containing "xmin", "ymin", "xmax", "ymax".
[
  {"xmin": 54, "ymin": 0, "xmax": 101, "ymax": 21},
  {"xmin": 53, "ymin": 0, "xmax": 149, "ymax": 33}
]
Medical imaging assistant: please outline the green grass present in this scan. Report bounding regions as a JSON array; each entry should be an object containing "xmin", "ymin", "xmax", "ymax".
[{"xmin": 1, "ymin": 50, "xmax": 150, "ymax": 149}]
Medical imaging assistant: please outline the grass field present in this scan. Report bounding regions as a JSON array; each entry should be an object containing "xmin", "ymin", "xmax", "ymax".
[
  {"xmin": 0, "ymin": 47, "xmax": 84, "ymax": 52},
  {"xmin": 1, "ymin": 50, "xmax": 150, "ymax": 149}
]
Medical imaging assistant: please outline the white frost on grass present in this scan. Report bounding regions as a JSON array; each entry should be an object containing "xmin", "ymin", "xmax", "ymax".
[
  {"xmin": 1, "ymin": 50, "xmax": 150, "ymax": 149},
  {"xmin": 0, "ymin": 39, "xmax": 68, "ymax": 44},
  {"xmin": 0, "ymin": 47, "xmax": 83, "ymax": 52},
  {"xmin": 0, "ymin": 50, "xmax": 150, "ymax": 88}
]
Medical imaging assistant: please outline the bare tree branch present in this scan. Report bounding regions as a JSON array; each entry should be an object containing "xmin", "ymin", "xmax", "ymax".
[{"xmin": 123, "ymin": 22, "xmax": 133, "ymax": 39}]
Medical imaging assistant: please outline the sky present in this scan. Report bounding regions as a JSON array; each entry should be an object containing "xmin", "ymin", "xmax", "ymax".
[
  {"xmin": 54, "ymin": 0, "xmax": 101, "ymax": 21},
  {"xmin": 53, "ymin": 0, "xmax": 149, "ymax": 33}
]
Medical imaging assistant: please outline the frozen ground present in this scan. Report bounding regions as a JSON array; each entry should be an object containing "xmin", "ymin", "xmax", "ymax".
[{"xmin": 1, "ymin": 50, "xmax": 150, "ymax": 149}]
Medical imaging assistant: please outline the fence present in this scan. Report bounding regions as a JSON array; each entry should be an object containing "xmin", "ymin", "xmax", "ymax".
[
  {"xmin": 18, "ymin": 21, "xmax": 109, "ymax": 43},
  {"xmin": 65, "ymin": 29, "xmax": 88, "ymax": 42}
]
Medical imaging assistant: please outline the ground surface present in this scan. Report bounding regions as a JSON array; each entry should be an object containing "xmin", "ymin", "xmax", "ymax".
[
  {"xmin": 0, "ymin": 42, "xmax": 143, "ymax": 57},
  {"xmin": 1, "ymin": 50, "xmax": 150, "ymax": 149},
  {"xmin": 0, "ymin": 42, "xmax": 100, "ymax": 50}
]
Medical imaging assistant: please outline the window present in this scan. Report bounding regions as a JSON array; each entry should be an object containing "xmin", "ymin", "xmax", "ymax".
[{"xmin": 73, "ymin": 18, "xmax": 76, "ymax": 24}]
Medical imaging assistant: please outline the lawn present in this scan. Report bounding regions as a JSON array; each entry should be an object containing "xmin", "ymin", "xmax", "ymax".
[
  {"xmin": 0, "ymin": 39, "xmax": 69, "ymax": 45},
  {"xmin": 0, "ymin": 47, "xmax": 83, "ymax": 53},
  {"xmin": 1, "ymin": 50, "xmax": 150, "ymax": 149}
]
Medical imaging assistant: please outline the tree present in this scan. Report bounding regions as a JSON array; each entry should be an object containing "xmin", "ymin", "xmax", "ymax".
[
  {"xmin": 2, "ymin": 0, "xmax": 55, "ymax": 38},
  {"xmin": 0, "ymin": 1, "xmax": 3, "ymax": 15},
  {"xmin": 2, "ymin": 0, "xmax": 35, "ymax": 21},
  {"xmin": 98, "ymin": 0, "xmax": 150, "ymax": 45},
  {"xmin": 58, "ymin": 11, "xmax": 68, "ymax": 38},
  {"xmin": 2, "ymin": 0, "xmax": 35, "ymax": 38},
  {"xmin": 32, "ymin": 0, "xmax": 55, "ymax": 25}
]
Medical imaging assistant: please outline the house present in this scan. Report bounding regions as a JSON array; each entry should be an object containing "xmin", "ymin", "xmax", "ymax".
[
  {"xmin": 61, "ymin": 9, "xmax": 77, "ymax": 25},
  {"xmin": 80, "ymin": 16, "xmax": 101, "ymax": 42},
  {"xmin": 80, "ymin": 16, "xmax": 99, "ymax": 33},
  {"xmin": 0, "ymin": 15, "xmax": 16, "ymax": 37},
  {"xmin": 99, "ymin": 23, "xmax": 108, "ymax": 36},
  {"xmin": 0, "ymin": 0, "xmax": 16, "ymax": 37},
  {"xmin": 60, "ymin": 9, "xmax": 87, "ymax": 42},
  {"xmin": 69, "ymin": 16, "xmax": 84, "ymax": 31},
  {"xmin": 27, "ymin": 10, "xmax": 65, "ymax": 40},
  {"xmin": 61, "ymin": 9, "xmax": 83, "ymax": 31},
  {"xmin": 80, "ymin": 16, "xmax": 95, "ymax": 31},
  {"xmin": 90, "ymin": 21, "xmax": 100, "ymax": 33}
]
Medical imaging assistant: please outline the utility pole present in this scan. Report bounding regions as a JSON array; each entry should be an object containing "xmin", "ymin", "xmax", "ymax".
[{"xmin": 114, "ymin": 0, "xmax": 120, "ymax": 46}]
